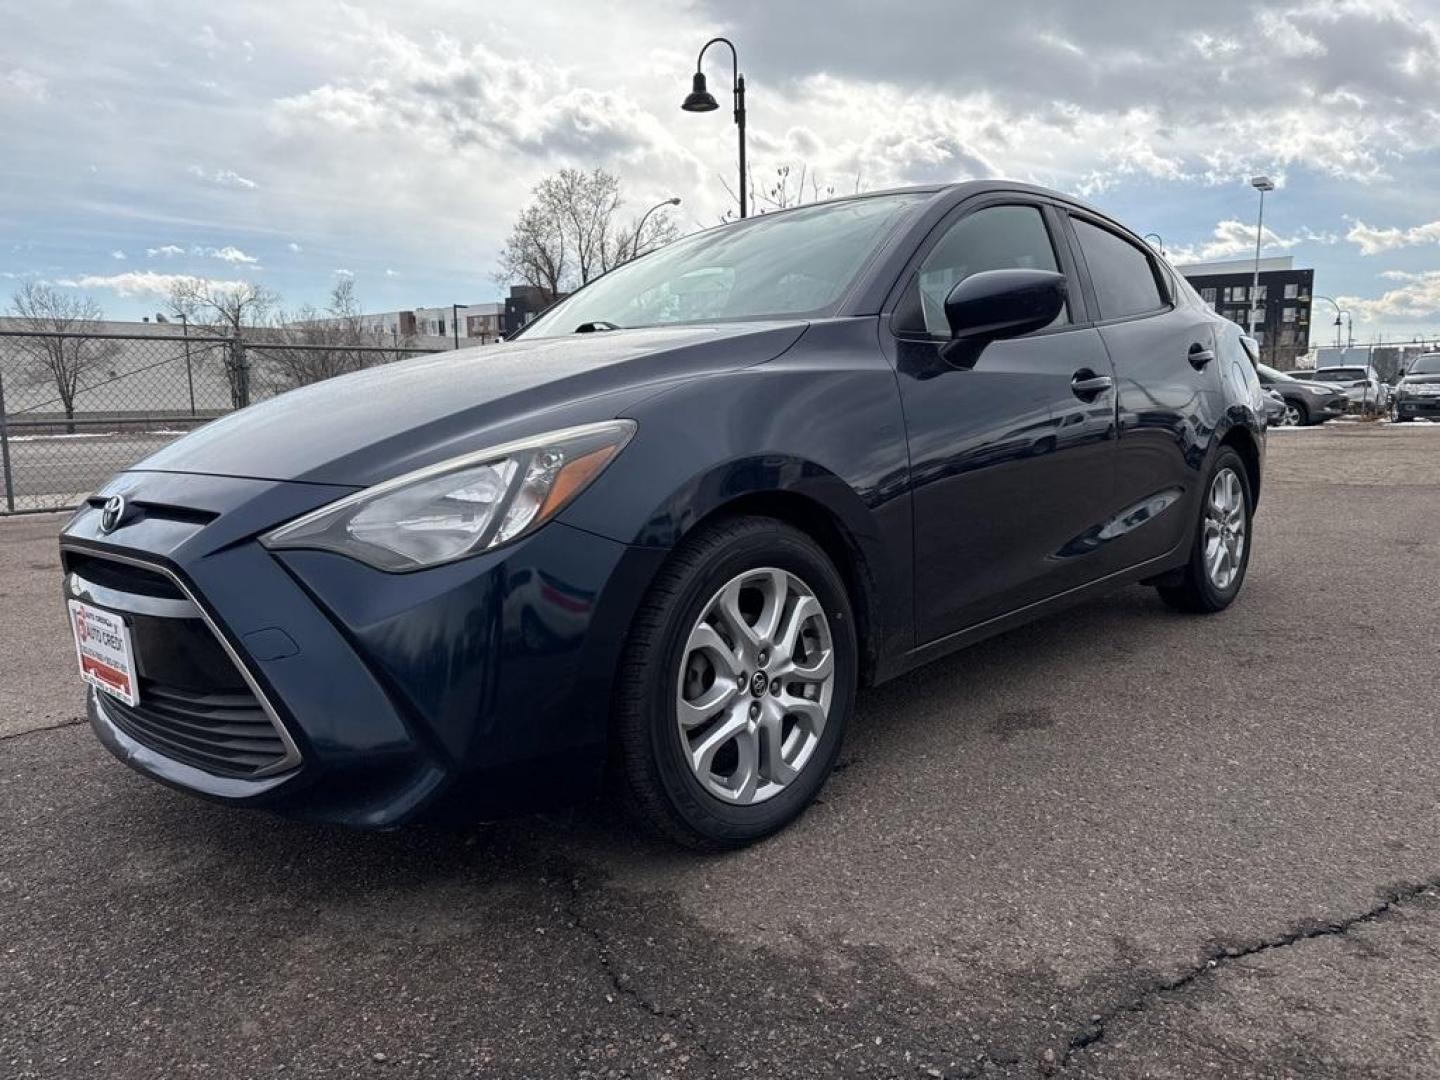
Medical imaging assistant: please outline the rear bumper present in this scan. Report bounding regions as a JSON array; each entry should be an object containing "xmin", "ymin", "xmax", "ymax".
[{"xmin": 60, "ymin": 471, "xmax": 666, "ymax": 827}]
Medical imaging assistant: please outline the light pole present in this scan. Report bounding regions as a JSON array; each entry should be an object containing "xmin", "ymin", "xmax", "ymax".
[
  {"xmin": 682, "ymin": 38, "xmax": 747, "ymax": 219},
  {"xmin": 1143, "ymin": 232, "xmax": 1165, "ymax": 257},
  {"xmin": 1248, "ymin": 176, "xmax": 1275, "ymax": 341},
  {"xmin": 633, "ymin": 196, "xmax": 681, "ymax": 259},
  {"xmin": 1314, "ymin": 295, "xmax": 1344, "ymax": 348},
  {"xmin": 451, "ymin": 303, "xmax": 461, "ymax": 350}
]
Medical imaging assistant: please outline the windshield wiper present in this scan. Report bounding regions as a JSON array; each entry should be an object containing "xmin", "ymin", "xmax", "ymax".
[{"xmin": 575, "ymin": 320, "xmax": 623, "ymax": 333}]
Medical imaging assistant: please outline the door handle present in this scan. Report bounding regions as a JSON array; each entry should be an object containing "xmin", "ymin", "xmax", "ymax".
[
  {"xmin": 1189, "ymin": 344, "xmax": 1216, "ymax": 370},
  {"xmin": 1070, "ymin": 370, "xmax": 1114, "ymax": 400}
]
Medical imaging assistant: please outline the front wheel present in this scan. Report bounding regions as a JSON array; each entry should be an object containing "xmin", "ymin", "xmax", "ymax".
[
  {"xmin": 611, "ymin": 517, "xmax": 857, "ymax": 849},
  {"xmin": 1155, "ymin": 448, "xmax": 1253, "ymax": 613},
  {"xmin": 1280, "ymin": 399, "xmax": 1307, "ymax": 427}
]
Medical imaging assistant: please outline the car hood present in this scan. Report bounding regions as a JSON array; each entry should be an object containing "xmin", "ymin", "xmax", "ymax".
[
  {"xmin": 1401, "ymin": 374, "xmax": 1440, "ymax": 386},
  {"xmin": 132, "ymin": 321, "xmax": 808, "ymax": 486}
]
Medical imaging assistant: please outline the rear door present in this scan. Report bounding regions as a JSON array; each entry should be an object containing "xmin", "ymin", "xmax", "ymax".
[
  {"xmin": 1063, "ymin": 213, "xmax": 1224, "ymax": 571},
  {"xmin": 881, "ymin": 197, "xmax": 1118, "ymax": 644}
]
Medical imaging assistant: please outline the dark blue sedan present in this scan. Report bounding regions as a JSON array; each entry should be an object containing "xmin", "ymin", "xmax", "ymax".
[{"xmin": 61, "ymin": 182, "xmax": 1265, "ymax": 847}]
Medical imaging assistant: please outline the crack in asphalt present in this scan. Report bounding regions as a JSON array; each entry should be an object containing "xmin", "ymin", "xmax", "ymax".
[
  {"xmin": 1053, "ymin": 876, "xmax": 1440, "ymax": 1072},
  {"xmin": 0, "ymin": 717, "xmax": 82, "ymax": 741},
  {"xmin": 560, "ymin": 873, "xmax": 724, "ymax": 1070}
]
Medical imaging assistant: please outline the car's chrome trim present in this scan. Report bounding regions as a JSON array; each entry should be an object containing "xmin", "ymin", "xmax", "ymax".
[
  {"xmin": 61, "ymin": 544, "xmax": 303, "ymax": 782},
  {"xmin": 68, "ymin": 571, "xmax": 200, "ymax": 619}
]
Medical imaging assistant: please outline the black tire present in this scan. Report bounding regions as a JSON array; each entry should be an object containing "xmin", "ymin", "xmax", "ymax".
[
  {"xmin": 1155, "ymin": 447, "xmax": 1253, "ymax": 614},
  {"xmin": 611, "ymin": 516, "xmax": 858, "ymax": 850},
  {"xmin": 1286, "ymin": 397, "xmax": 1310, "ymax": 426}
]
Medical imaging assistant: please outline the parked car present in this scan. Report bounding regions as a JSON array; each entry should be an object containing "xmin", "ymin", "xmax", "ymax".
[
  {"xmin": 1392, "ymin": 352, "xmax": 1440, "ymax": 422},
  {"xmin": 1309, "ymin": 364, "xmax": 1386, "ymax": 413},
  {"xmin": 1262, "ymin": 388, "xmax": 1288, "ymax": 426},
  {"xmin": 60, "ymin": 182, "xmax": 1265, "ymax": 849},
  {"xmin": 1254, "ymin": 363, "xmax": 1346, "ymax": 426}
]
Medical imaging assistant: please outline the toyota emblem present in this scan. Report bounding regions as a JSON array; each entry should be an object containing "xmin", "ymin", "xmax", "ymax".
[{"xmin": 100, "ymin": 494, "xmax": 127, "ymax": 534}]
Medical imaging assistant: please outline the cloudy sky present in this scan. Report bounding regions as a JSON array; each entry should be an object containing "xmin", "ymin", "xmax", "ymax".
[{"xmin": 4, "ymin": 0, "xmax": 1440, "ymax": 344}]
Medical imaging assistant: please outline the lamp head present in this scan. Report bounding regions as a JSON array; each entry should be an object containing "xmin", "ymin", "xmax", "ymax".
[
  {"xmin": 682, "ymin": 72, "xmax": 719, "ymax": 112},
  {"xmin": 1250, "ymin": 175, "xmax": 1276, "ymax": 192}
]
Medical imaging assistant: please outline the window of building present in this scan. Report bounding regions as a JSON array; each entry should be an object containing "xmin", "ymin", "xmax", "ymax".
[
  {"xmin": 1284, "ymin": 283, "xmax": 1298, "ymax": 300},
  {"xmin": 1253, "ymin": 285, "xmax": 1267, "ymax": 302},
  {"xmin": 1224, "ymin": 286, "xmax": 1245, "ymax": 303},
  {"xmin": 894, "ymin": 204, "xmax": 1069, "ymax": 336},
  {"xmin": 1252, "ymin": 330, "xmax": 1265, "ymax": 345},
  {"xmin": 1280, "ymin": 328, "xmax": 1296, "ymax": 345},
  {"xmin": 1201, "ymin": 287, "xmax": 1217, "ymax": 304},
  {"xmin": 1070, "ymin": 217, "xmax": 1165, "ymax": 320},
  {"xmin": 1282, "ymin": 307, "xmax": 1297, "ymax": 323}
]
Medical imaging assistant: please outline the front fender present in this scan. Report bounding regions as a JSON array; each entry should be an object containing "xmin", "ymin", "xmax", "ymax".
[{"xmin": 557, "ymin": 318, "xmax": 915, "ymax": 670}]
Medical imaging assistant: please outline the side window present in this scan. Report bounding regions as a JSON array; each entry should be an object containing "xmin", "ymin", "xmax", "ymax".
[
  {"xmin": 1070, "ymin": 217, "xmax": 1166, "ymax": 321},
  {"xmin": 895, "ymin": 205, "xmax": 1069, "ymax": 336}
]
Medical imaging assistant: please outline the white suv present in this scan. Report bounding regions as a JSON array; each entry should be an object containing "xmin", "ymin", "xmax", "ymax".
[{"xmin": 1308, "ymin": 365, "xmax": 1387, "ymax": 413}]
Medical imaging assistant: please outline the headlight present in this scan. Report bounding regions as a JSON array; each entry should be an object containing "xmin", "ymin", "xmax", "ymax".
[{"xmin": 261, "ymin": 420, "xmax": 635, "ymax": 571}]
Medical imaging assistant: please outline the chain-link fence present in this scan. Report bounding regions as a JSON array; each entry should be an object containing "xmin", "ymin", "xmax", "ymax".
[{"xmin": 0, "ymin": 329, "xmax": 445, "ymax": 513}]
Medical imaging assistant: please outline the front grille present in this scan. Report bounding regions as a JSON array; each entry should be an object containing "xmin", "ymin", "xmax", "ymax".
[
  {"xmin": 65, "ymin": 552, "xmax": 185, "ymax": 600},
  {"xmin": 104, "ymin": 681, "xmax": 290, "ymax": 778},
  {"xmin": 68, "ymin": 550, "xmax": 301, "ymax": 780}
]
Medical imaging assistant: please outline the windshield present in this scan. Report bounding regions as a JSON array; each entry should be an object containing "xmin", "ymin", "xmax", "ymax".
[
  {"xmin": 521, "ymin": 193, "xmax": 927, "ymax": 338},
  {"xmin": 1257, "ymin": 363, "xmax": 1295, "ymax": 382},
  {"xmin": 1407, "ymin": 353, "xmax": 1440, "ymax": 375}
]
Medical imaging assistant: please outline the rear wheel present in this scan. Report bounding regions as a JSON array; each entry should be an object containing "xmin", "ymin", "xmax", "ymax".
[
  {"xmin": 1155, "ymin": 448, "xmax": 1253, "ymax": 614},
  {"xmin": 1281, "ymin": 398, "xmax": 1307, "ymax": 427},
  {"xmin": 612, "ymin": 517, "xmax": 857, "ymax": 849}
]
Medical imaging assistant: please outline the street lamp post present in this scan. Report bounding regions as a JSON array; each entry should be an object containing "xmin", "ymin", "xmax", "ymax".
[
  {"xmin": 633, "ymin": 197, "xmax": 682, "ymax": 259},
  {"xmin": 451, "ymin": 304, "xmax": 461, "ymax": 351},
  {"xmin": 1143, "ymin": 232, "xmax": 1165, "ymax": 257},
  {"xmin": 1248, "ymin": 176, "xmax": 1275, "ymax": 342},
  {"xmin": 1314, "ymin": 295, "xmax": 1344, "ymax": 348},
  {"xmin": 682, "ymin": 38, "xmax": 747, "ymax": 219}
]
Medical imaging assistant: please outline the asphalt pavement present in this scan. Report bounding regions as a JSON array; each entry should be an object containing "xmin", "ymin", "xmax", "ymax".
[{"xmin": 2, "ymin": 422, "xmax": 1439, "ymax": 1079}]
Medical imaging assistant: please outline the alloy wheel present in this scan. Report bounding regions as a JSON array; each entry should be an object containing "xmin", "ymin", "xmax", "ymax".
[
  {"xmin": 675, "ymin": 567, "xmax": 835, "ymax": 805},
  {"xmin": 1282, "ymin": 403, "xmax": 1302, "ymax": 427},
  {"xmin": 1202, "ymin": 467, "xmax": 1246, "ymax": 591}
]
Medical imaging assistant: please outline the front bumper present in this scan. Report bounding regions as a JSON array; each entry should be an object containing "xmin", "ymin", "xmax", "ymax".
[
  {"xmin": 61, "ymin": 470, "xmax": 666, "ymax": 826},
  {"xmin": 1395, "ymin": 396, "xmax": 1440, "ymax": 419}
]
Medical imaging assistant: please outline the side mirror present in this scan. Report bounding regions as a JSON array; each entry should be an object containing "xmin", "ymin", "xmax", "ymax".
[{"xmin": 941, "ymin": 269, "xmax": 1067, "ymax": 365}]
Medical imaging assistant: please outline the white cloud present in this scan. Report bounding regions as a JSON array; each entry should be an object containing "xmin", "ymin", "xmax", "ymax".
[
  {"xmin": 54, "ymin": 271, "xmax": 249, "ymax": 299},
  {"xmin": 287, "ymin": 242, "xmax": 302, "ymax": 253},
  {"xmin": 186, "ymin": 164, "xmax": 258, "ymax": 190},
  {"xmin": 197, "ymin": 245, "xmax": 259, "ymax": 264},
  {"xmin": 333, "ymin": 268, "xmax": 353, "ymax": 278},
  {"xmin": 1346, "ymin": 218, "xmax": 1440, "ymax": 255},
  {"xmin": 1169, "ymin": 219, "xmax": 1338, "ymax": 264},
  {"xmin": 1341, "ymin": 272, "xmax": 1440, "ymax": 324},
  {"xmin": 110, "ymin": 249, "xmax": 127, "ymax": 260},
  {"xmin": 384, "ymin": 268, "xmax": 400, "ymax": 277},
  {"xmin": 143, "ymin": 243, "xmax": 259, "ymax": 264},
  {"xmin": 1, "ymin": 68, "xmax": 48, "ymax": 103}
]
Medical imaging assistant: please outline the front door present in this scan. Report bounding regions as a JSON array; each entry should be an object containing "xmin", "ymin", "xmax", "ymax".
[{"xmin": 882, "ymin": 201, "xmax": 1118, "ymax": 645}]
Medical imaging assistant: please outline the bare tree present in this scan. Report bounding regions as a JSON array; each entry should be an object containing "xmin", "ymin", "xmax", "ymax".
[
  {"xmin": 497, "ymin": 168, "xmax": 681, "ymax": 296},
  {"xmin": 498, "ymin": 203, "xmax": 568, "ymax": 300},
  {"xmin": 263, "ymin": 280, "xmax": 408, "ymax": 393},
  {"xmin": 165, "ymin": 278, "xmax": 278, "ymax": 407},
  {"xmin": 718, "ymin": 161, "xmax": 854, "ymax": 220},
  {"xmin": 7, "ymin": 282, "xmax": 117, "ymax": 432}
]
